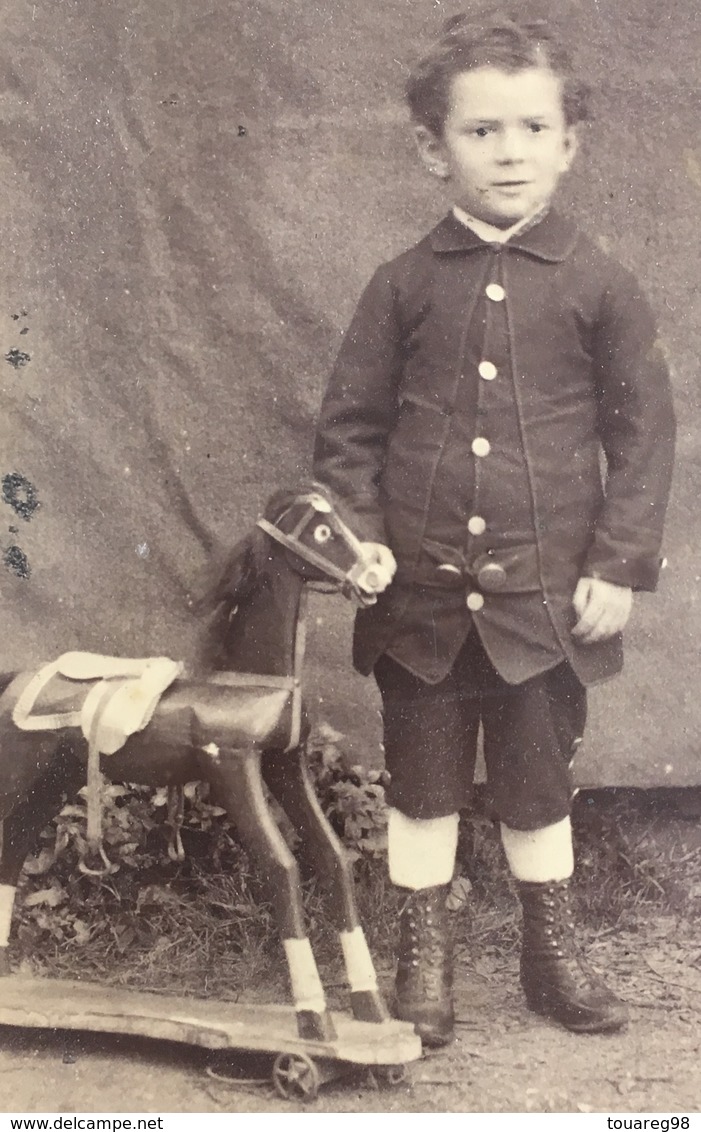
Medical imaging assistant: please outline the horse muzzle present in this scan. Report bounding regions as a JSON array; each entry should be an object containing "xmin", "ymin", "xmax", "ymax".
[{"xmin": 343, "ymin": 562, "xmax": 397, "ymax": 606}]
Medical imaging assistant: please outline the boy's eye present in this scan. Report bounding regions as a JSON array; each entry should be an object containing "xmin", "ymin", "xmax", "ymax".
[
  {"xmin": 474, "ymin": 126, "xmax": 492, "ymax": 138},
  {"xmin": 528, "ymin": 122, "xmax": 545, "ymax": 133}
]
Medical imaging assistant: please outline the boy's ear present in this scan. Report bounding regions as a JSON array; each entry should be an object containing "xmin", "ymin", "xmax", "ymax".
[
  {"xmin": 414, "ymin": 126, "xmax": 450, "ymax": 180},
  {"xmin": 560, "ymin": 126, "xmax": 579, "ymax": 172}
]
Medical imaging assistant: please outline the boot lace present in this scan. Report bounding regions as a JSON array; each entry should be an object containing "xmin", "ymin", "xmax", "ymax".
[{"xmin": 399, "ymin": 890, "xmax": 450, "ymax": 1001}]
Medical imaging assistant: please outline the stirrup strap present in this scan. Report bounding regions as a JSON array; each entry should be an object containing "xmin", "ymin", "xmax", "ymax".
[
  {"xmin": 76, "ymin": 680, "xmax": 126, "ymax": 876},
  {"xmin": 166, "ymin": 786, "xmax": 186, "ymax": 862},
  {"xmin": 13, "ymin": 653, "xmax": 182, "ymax": 873}
]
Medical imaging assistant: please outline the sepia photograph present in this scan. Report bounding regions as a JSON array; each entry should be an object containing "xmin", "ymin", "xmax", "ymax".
[{"xmin": 0, "ymin": 0, "xmax": 698, "ymax": 1116}]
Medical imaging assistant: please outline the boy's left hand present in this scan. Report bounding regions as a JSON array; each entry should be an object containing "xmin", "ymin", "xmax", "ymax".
[{"xmin": 571, "ymin": 577, "xmax": 633, "ymax": 643}]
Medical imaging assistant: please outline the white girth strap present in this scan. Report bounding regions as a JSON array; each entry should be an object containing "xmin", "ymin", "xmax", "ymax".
[{"xmin": 76, "ymin": 656, "xmax": 183, "ymax": 754}]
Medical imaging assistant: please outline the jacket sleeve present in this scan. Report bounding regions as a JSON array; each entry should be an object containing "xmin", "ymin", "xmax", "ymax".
[
  {"xmin": 584, "ymin": 265, "xmax": 676, "ymax": 591},
  {"xmin": 313, "ymin": 266, "xmax": 404, "ymax": 544}
]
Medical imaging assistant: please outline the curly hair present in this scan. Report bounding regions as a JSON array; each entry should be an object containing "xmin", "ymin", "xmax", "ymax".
[{"xmin": 406, "ymin": 8, "xmax": 591, "ymax": 135}]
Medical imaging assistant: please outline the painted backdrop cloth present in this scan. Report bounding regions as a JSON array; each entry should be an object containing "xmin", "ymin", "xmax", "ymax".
[{"xmin": 0, "ymin": 0, "xmax": 699, "ymax": 784}]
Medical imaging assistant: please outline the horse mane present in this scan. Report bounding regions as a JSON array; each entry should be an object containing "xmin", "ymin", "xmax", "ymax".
[{"xmin": 193, "ymin": 488, "xmax": 302, "ymax": 670}]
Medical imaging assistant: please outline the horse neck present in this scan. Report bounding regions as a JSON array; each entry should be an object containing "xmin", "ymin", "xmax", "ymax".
[{"xmin": 217, "ymin": 560, "xmax": 306, "ymax": 678}]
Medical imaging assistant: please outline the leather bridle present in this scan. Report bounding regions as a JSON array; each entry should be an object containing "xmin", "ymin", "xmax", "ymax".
[{"xmin": 256, "ymin": 492, "xmax": 377, "ymax": 605}]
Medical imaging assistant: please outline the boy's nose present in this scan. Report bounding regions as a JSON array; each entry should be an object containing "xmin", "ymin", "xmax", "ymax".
[{"xmin": 494, "ymin": 128, "xmax": 527, "ymax": 163}]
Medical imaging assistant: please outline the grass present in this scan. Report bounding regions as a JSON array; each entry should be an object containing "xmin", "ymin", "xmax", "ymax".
[{"xmin": 10, "ymin": 754, "xmax": 701, "ymax": 1000}]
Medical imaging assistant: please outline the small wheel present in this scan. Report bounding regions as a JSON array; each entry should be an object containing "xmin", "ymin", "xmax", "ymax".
[
  {"xmin": 272, "ymin": 1051, "xmax": 321, "ymax": 1101},
  {"xmin": 375, "ymin": 1064, "xmax": 408, "ymax": 1087}
]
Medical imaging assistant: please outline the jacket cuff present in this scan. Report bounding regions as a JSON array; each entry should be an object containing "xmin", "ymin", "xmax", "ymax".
[{"xmin": 582, "ymin": 554, "xmax": 664, "ymax": 593}]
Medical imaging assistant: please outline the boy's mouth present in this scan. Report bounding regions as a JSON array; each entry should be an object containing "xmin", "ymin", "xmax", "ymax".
[{"xmin": 491, "ymin": 181, "xmax": 532, "ymax": 199}]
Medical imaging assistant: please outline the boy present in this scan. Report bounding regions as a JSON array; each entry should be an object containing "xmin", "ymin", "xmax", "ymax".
[{"xmin": 313, "ymin": 9, "xmax": 675, "ymax": 1047}]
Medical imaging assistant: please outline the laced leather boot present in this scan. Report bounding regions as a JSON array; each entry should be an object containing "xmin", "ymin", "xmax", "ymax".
[
  {"xmin": 393, "ymin": 884, "xmax": 454, "ymax": 1048},
  {"xmin": 517, "ymin": 879, "xmax": 628, "ymax": 1033}
]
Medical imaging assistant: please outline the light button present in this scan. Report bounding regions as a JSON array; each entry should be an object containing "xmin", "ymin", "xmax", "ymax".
[
  {"xmin": 466, "ymin": 592, "xmax": 485, "ymax": 612},
  {"xmin": 485, "ymin": 283, "xmax": 505, "ymax": 302},
  {"xmin": 468, "ymin": 516, "xmax": 486, "ymax": 536},
  {"xmin": 478, "ymin": 361, "xmax": 497, "ymax": 381},
  {"xmin": 471, "ymin": 437, "xmax": 491, "ymax": 457}
]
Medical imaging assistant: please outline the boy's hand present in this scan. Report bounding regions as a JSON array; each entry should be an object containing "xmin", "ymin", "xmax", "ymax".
[
  {"xmin": 356, "ymin": 542, "xmax": 397, "ymax": 594},
  {"xmin": 571, "ymin": 577, "xmax": 633, "ymax": 643}
]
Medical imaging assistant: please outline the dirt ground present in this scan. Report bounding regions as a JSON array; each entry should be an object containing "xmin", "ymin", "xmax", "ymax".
[{"xmin": 2, "ymin": 920, "xmax": 700, "ymax": 1115}]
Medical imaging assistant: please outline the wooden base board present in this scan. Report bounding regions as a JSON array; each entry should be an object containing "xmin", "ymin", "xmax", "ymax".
[{"xmin": 0, "ymin": 976, "xmax": 421, "ymax": 1066}]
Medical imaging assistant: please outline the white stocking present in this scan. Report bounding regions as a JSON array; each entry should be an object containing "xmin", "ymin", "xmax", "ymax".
[
  {"xmin": 500, "ymin": 816, "xmax": 574, "ymax": 883},
  {"xmin": 387, "ymin": 807, "xmax": 459, "ymax": 890}
]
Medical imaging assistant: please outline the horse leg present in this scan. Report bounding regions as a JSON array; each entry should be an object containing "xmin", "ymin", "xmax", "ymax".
[
  {"xmin": 264, "ymin": 748, "xmax": 389, "ymax": 1024},
  {"xmin": 0, "ymin": 741, "xmax": 84, "ymax": 975},
  {"xmin": 201, "ymin": 745, "xmax": 337, "ymax": 1042}
]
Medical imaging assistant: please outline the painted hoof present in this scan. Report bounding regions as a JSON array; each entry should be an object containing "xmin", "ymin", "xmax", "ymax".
[
  {"xmin": 350, "ymin": 988, "xmax": 391, "ymax": 1023},
  {"xmin": 296, "ymin": 1009, "xmax": 337, "ymax": 1042},
  {"xmin": 0, "ymin": 948, "xmax": 11, "ymax": 977}
]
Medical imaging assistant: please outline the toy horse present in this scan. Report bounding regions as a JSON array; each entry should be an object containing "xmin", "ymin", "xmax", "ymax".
[{"xmin": 0, "ymin": 487, "xmax": 390, "ymax": 1042}]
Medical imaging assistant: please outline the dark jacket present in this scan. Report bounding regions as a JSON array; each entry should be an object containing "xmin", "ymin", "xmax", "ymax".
[{"xmin": 313, "ymin": 210, "xmax": 676, "ymax": 686}]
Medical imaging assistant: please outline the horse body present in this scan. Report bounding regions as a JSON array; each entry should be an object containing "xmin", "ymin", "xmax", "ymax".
[
  {"xmin": 0, "ymin": 489, "xmax": 389, "ymax": 1042},
  {"xmin": 0, "ymin": 671, "xmax": 295, "ymax": 789}
]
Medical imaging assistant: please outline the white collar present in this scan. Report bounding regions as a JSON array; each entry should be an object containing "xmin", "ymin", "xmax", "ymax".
[{"xmin": 452, "ymin": 205, "xmax": 539, "ymax": 245}]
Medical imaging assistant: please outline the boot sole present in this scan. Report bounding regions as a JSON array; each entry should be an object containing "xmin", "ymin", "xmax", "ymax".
[{"xmin": 525, "ymin": 994, "xmax": 628, "ymax": 1034}]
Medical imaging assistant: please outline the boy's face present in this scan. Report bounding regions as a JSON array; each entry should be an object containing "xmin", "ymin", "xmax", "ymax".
[{"xmin": 417, "ymin": 65, "xmax": 577, "ymax": 227}]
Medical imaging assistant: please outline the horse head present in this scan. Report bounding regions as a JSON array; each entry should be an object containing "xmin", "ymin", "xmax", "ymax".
[
  {"xmin": 196, "ymin": 484, "xmax": 375, "ymax": 671},
  {"xmin": 256, "ymin": 486, "xmax": 378, "ymax": 604}
]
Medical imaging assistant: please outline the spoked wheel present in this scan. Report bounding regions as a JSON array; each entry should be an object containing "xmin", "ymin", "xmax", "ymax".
[{"xmin": 272, "ymin": 1051, "xmax": 321, "ymax": 1101}]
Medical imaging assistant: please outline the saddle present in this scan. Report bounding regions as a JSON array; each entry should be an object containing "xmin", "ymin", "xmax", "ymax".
[
  {"xmin": 5, "ymin": 653, "xmax": 302, "ymax": 871},
  {"xmin": 10, "ymin": 653, "xmax": 183, "ymax": 870},
  {"xmin": 12, "ymin": 652, "xmax": 184, "ymax": 749}
]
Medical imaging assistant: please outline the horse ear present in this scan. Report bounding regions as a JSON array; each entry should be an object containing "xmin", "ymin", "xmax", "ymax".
[{"xmin": 262, "ymin": 487, "xmax": 297, "ymax": 524}]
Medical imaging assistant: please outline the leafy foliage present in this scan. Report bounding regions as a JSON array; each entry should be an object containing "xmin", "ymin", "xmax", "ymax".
[
  {"xmin": 305, "ymin": 723, "xmax": 390, "ymax": 861},
  {"xmin": 13, "ymin": 725, "xmax": 391, "ymax": 979}
]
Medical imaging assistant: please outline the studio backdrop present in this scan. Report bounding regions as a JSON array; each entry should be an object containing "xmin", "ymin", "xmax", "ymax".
[{"xmin": 1, "ymin": 0, "xmax": 699, "ymax": 784}]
